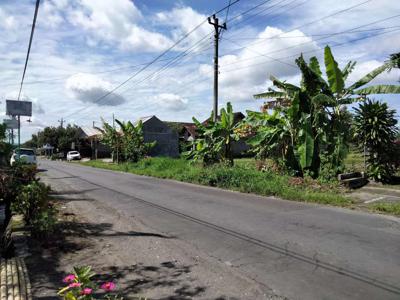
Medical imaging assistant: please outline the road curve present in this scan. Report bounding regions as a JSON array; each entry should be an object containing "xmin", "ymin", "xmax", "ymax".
[{"xmin": 39, "ymin": 160, "xmax": 400, "ymax": 300}]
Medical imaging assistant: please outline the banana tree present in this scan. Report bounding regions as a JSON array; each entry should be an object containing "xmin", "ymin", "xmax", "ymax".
[
  {"xmin": 96, "ymin": 119, "xmax": 121, "ymax": 163},
  {"xmin": 185, "ymin": 102, "xmax": 238, "ymax": 166},
  {"xmin": 115, "ymin": 119, "xmax": 155, "ymax": 163},
  {"xmin": 252, "ymin": 45, "xmax": 400, "ymax": 177}
]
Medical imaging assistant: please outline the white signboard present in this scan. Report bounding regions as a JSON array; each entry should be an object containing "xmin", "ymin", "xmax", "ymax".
[
  {"xmin": 6, "ymin": 100, "xmax": 32, "ymax": 116},
  {"xmin": 3, "ymin": 118, "xmax": 18, "ymax": 129}
]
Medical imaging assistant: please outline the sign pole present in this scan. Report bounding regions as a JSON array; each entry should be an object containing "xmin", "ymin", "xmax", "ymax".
[{"xmin": 17, "ymin": 115, "xmax": 21, "ymax": 155}]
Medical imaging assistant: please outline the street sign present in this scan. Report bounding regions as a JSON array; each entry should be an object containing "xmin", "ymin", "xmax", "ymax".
[
  {"xmin": 3, "ymin": 118, "xmax": 18, "ymax": 129},
  {"xmin": 6, "ymin": 100, "xmax": 32, "ymax": 116}
]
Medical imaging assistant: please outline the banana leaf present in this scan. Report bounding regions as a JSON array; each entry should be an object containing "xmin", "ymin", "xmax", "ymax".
[
  {"xmin": 324, "ymin": 46, "xmax": 344, "ymax": 93},
  {"xmin": 354, "ymin": 84, "xmax": 400, "ymax": 95}
]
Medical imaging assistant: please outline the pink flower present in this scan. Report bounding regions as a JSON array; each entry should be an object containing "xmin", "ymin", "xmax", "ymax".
[
  {"xmin": 80, "ymin": 288, "xmax": 92, "ymax": 295},
  {"xmin": 68, "ymin": 282, "xmax": 82, "ymax": 288},
  {"xmin": 101, "ymin": 282, "xmax": 116, "ymax": 291},
  {"xmin": 63, "ymin": 274, "xmax": 76, "ymax": 283}
]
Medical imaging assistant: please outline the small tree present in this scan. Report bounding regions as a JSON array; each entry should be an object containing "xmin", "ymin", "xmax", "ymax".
[
  {"xmin": 97, "ymin": 119, "xmax": 122, "ymax": 163},
  {"xmin": 115, "ymin": 119, "xmax": 155, "ymax": 163},
  {"xmin": 353, "ymin": 99, "xmax": 398, "ymax": 182},
  {"xmin": 0, "ymin": 123, "xmax": 12, "ymax": 166},
  {"xmin": 186, "ymin": 102, "xmax": 238, "ymax": 166},
  {"xmin": 98, "ymin": 119, "xmax": 155, "ymax": 163}
]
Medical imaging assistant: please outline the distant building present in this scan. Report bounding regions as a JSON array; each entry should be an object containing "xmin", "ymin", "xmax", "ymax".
[
  {"xmin": 78, "ymin": 126, "xmax": 110, "ymax": 159},
  {"xmin": 136, "ymin": 116, "xmax": 179, "ymax": 157}
]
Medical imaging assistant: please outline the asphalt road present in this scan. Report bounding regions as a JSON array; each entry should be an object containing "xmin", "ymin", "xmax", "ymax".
[{"xmin": 39, "ymin": 160, "xmax": 400, "ymax": 300}]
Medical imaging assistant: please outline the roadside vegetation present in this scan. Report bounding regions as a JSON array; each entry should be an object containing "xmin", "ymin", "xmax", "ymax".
[
  {"xmin": 77, "ymin": 47, "xmax": 400, "ymax": 213},
  {"xmin": 0, "ymin": 163, "xmax": 56, "ymax": 238},
  {"xmin": 83, "ymin": 157, "xmax": 351, "ymax": 206},
  {"xmin": 370, "ymin": 202, "xmax": 400, "ymax": 216}
]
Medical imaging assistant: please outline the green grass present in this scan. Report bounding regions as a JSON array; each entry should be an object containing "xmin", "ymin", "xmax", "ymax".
[
  {"xmin": 370, "ymin": 202, "xmax": 400, "ymax": 216},
  {"xmin": 344, "ymin": 152, "xmax": 365, "ymax": 172},
  {"xmin": 81, "ymin": 157, "xmax": 352, "ymax": 207}
]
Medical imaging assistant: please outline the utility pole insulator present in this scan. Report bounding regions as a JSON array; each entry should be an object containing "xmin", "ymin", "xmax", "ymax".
[{"xmin": 208, "ymin": 14, "xmax": 227, "ymax": 122}]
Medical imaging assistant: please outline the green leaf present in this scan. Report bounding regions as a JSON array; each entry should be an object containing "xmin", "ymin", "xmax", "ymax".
[
  {"xmin": 354, "ymin": 84, "xmax": 400, "ymax": 95},
  {"xmin": 348, "ymin": 63, "xmax": 390, "ymax": 91},
  {"xmin": 342, "ymin": 61, "xmax": 356, "ymax": 80},
  {"xmin": 298, "ymin": 116, "xmax": 314, "ymax": 169},
  {"xmin": 312, "ymin": 94, "xmax": 336, "ymax": 107},
  {"xmin": 324, "ymin": 46, "xmax": 344, "ymax": 93},
  {"xmin": 309, "ymin": 57, "xmax": 322, "ymax": 76},
  {"xmin": 270, "ymin": 75, "xmax": 301, "ymax": 93},
  {"xmin": 253, "ymin": 91, "xmax": 286, "ymax": 99}
]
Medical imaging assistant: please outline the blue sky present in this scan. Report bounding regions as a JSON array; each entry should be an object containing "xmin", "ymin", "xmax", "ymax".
[{"xmin": 0, "ymin": 0, "xmax": 399, "ymax": 141}]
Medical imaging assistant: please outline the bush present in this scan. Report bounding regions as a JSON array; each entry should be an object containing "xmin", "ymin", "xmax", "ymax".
[
  {"xmin": 0, "ymin": 164, "xmax": 38, "ymax": 223},
  {"xmin": 12, "ymin": 181, "xmax": 50, "ymax": 224},
  {"xmin": 31, "ymin": 207, "xmax": 57, "ymax": 238},
  {"xmin": 353, "ymin": 99, "xmax": 399, "ymax": 182}
]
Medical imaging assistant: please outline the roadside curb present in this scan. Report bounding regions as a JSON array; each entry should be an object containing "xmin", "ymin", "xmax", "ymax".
[{"xmin": 0, "ymin": 215, "xmax": 32, "ymax": 300}]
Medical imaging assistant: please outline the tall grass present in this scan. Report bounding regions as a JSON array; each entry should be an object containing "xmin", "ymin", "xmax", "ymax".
[{"xmin": 82, "ymin": 157, "xmax": 352, "ymax": 207}]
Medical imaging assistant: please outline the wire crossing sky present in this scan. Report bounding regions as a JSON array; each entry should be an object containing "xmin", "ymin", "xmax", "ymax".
[{"xmin": 0, "ymin": 0, "xmax": 399, "ymax": 141}]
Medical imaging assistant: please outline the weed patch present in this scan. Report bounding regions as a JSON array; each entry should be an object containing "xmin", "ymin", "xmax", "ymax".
[{"xmin": 82, "ymin": 158, "xmax": 352, "ymax": 207}]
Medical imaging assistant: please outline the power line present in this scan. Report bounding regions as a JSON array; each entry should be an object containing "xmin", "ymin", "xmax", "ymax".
[
  {"xmin": 220, "ymin": 27, "xmax": 400, "ymax": 73},
  {"xmin": 224, "ymin": 25, "xmax": 400, "ymax": 40},
  {"xmin": 220, "ymin": 14, "xmax": 400, "ymax": 62},
  {"xmin": 63, "ymin": 0, "xmax": 240, "ymax": 119},
  {"xmin": 151, "ymin": 25, "xmax": 400, "ymax": 100},
  {"xmin": 228, "ymin": 0, "xmax": 297, "ymax": 30},
  {"xmin": 17, "ymin": 0, "xmax": 40, "ymax": 100}
]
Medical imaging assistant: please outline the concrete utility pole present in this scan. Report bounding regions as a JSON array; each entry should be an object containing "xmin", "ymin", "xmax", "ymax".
[
  {"xmin": 208, "ymin": 14, "xmax": 227, "ymax": 122},
  {"xmin": 58, "ymin": 118, "xmax": 64, "ymax": 128}
]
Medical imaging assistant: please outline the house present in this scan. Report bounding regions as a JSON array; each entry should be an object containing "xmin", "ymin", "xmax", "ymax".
[
  {"xmin": 137, "ymin": 116, "xmax": 179, "ymax": 157},
  {"xmin": 78, "ymin": 126, "xmax": 110, "ymax": 159},
  {"xmin": 165, "ymin": 122, "xmax": 197, "ymax": 142}
]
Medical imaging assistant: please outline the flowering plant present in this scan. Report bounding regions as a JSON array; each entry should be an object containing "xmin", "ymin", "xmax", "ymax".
[{"xmin": 58, "ymin": 266, "xmax": 122, "ymax": 300}]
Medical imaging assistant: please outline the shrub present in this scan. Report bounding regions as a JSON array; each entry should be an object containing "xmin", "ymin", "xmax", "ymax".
[
  {"xmin": 12, "ymin": 181, "xmax": 50, "ymax": 224},
  {"xmin": 353, "ymin": 99, "xmax": 398, "ymax": 182},
  {"xmin": 31, "ymin": 207, "xmax": 57, "ymax": 238},
  {"xmin": 58, "ymin": 266, "xmax": 128, "ymax": 300}
]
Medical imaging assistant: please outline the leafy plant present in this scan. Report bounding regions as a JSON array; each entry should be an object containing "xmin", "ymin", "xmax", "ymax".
[
  {"xmin": 12, "ymin": 181, "xmax": 50, "ymax": 224},
  {"xmin": 58, "ymin": 266, "xmax": 127, "ymax": 300},
  {"xmin": 353, "ymin": 99, "xmax": 398, "ymax": 182},
  {"xmin": 185, "ymin": 102, "xmax": 238, "ymax": 166},
  {"xmin": 31, "ymin": 207, "xmax": 57, "ymax": 238},
  {"xmin": 252, "ymin": 45, "xmax": 400, "ymax": 178},
  {"xmin": 0, "ymin": 123, "xmax": 12, "ymax": 166},
  {"xmin": 97, "ymin": 119, "xmax": 155, "ymax": 163}
]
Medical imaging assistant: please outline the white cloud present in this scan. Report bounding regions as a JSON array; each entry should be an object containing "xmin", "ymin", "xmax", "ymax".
[
  {"xmin": 0, "ymin": 7, "xmax": 16, "ymax": 30},
  {"xmin": 67, "ymin": 0, "xmax": 172, "ymax": 52},
  {"xmin": 200, "ymin": 26, "xmax": 320, "ymax": 101},
  {"xmin": 156, "ymin": 6, "xmax": 210, "ymax": 49},
  {"xmin": 65, "ymin": 73, "xmax": 126, "ymax": 106},
  {"xmin": 40, "ymin": 1, "xmax": 64, "ymax": 28},
  {"xmin": 153, "ymin": 93, "xmax": 188, "ymax": 110}
]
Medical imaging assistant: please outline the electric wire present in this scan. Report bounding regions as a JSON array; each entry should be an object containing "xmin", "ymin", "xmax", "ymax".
[{"xmin": 17, "ymin": 0, "xmax": 40, "ymax": 100}]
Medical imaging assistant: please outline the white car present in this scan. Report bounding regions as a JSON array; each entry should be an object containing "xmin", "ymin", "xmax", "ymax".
[
  {"xmin": 67, "ymin": 151, "xmax": 81, "ymax": 161},
  {"xmin": 10, "ymin": 148, "xmax": 37, "ymax": 166}
]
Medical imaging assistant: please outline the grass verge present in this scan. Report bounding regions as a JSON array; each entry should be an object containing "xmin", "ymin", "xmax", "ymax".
[
  {"xmin": 81, "ymin": 157, "xmax": 352, "ymax": 207},
  {"xmin": 369, "ymin": 202, "xmax": 400, "ymax": 216}
]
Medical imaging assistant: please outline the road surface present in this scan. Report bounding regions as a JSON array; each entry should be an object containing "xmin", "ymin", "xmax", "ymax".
[{"xmin": 39, "ymin": 160, "xmax": 400, "ymax": 300}]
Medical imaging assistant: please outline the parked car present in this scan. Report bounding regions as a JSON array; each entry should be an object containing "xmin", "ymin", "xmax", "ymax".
[
  {"xmin": 67, "ymin": 151, "xmax": 81, "ymax": 161},
  {"xmin": 10, "ymin": 148, "xmax": 37, "ymax": 166}
]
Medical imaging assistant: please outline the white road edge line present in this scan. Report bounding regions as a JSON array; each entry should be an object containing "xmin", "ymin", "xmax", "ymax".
[{"xmin": 365, "ymin": 196, "xmax": 386, "ymax": 204}]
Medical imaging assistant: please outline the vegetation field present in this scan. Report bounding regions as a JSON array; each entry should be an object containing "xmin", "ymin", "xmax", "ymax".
[{"xmin": 81, "ymin": 157, "xmax": 353, "ymax": 207}]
